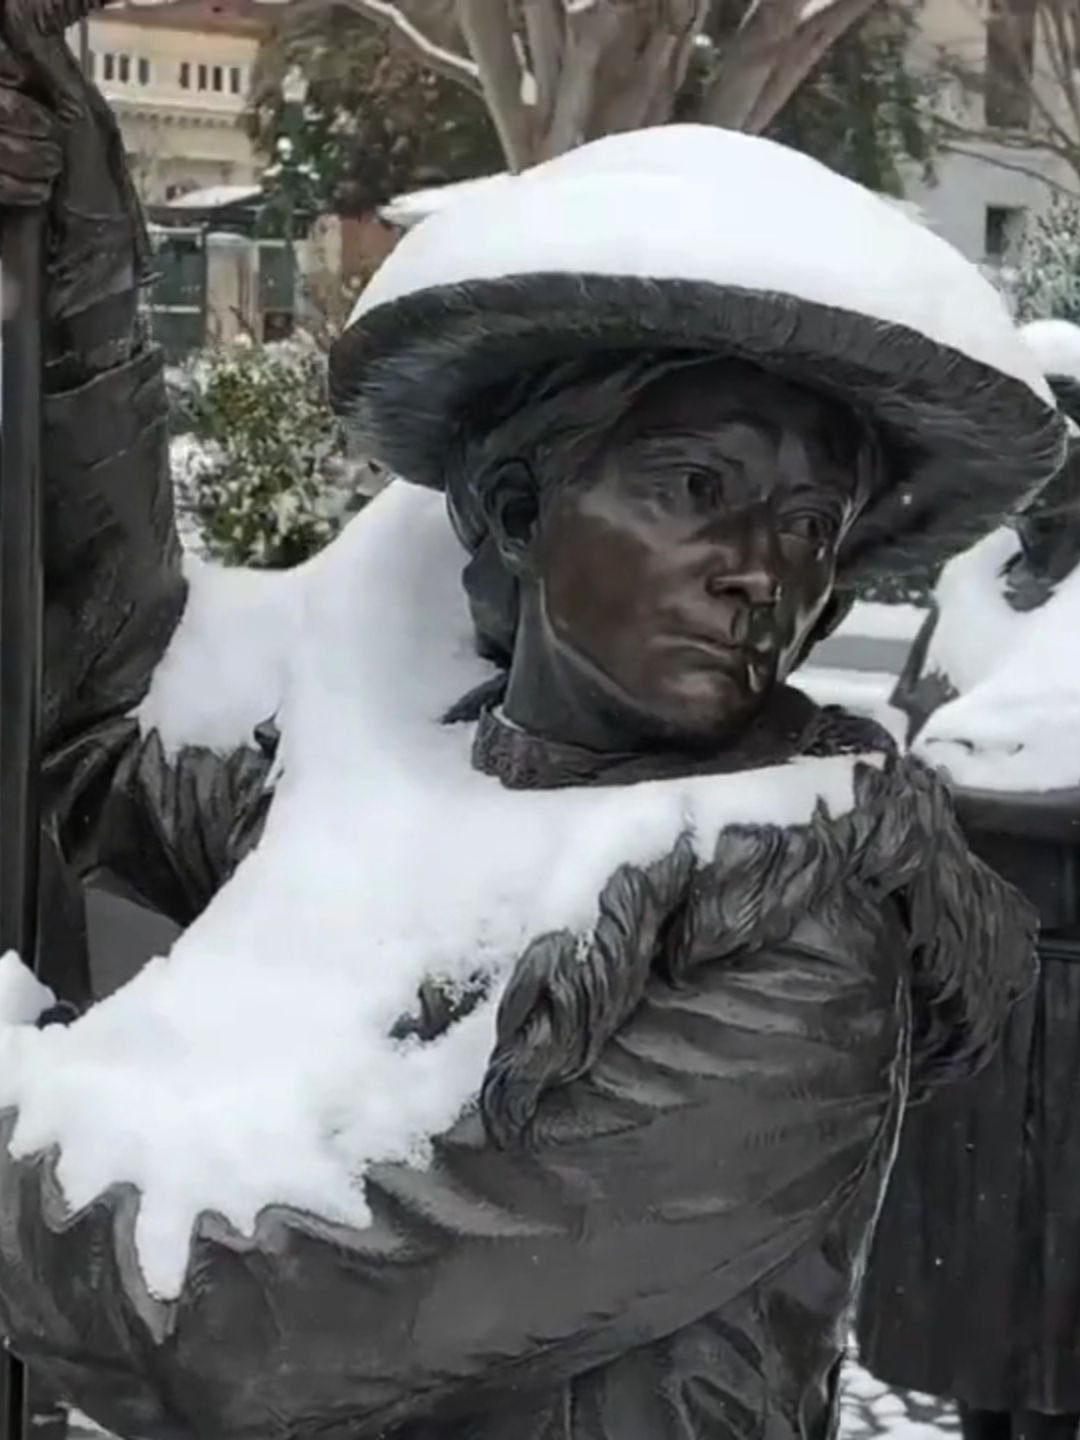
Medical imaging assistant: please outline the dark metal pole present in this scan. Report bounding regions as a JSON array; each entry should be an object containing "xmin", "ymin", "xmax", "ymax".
[{"xmin": 0, "ymin": 209, "xmax": 45, "ymax": 1440}]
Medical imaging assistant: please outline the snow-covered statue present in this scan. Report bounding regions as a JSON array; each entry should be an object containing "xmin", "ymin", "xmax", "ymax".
[
  {"xmin": 890, "ymin": 316, "xmax": 1080, "ymax": 741},
  {"xmin": 857, "ymin": 321, "xmax": 1080, "ymax": 1440},
  {"xmin": 0, "ymin": 25, "xmax": 1066, "ymax": 1440}
]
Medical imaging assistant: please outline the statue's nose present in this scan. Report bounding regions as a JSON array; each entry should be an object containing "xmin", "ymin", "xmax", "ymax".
[
  {"xmin": 702, "ymin": 503, "xmax": 783, "ymax": 612},
  {"xmin": 706, "ymin": 565, "xmax": 781, "ymax": 609}
]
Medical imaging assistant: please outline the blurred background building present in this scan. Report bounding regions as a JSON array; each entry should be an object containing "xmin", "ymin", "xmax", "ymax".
[
  {"xmin": 76, "ymin": 0, "xmax": 265, "ymax": 201},
  {"xmin": 68, "ymin": 0, "xmax": 344, "ymax": 354},
  {"xmin": 64, "ymin": 0, "xmax": 1080, "ymax": 355},
  {"xmin": 911, "ymin": 0, "xmax": 1078, "ymax": 264}
]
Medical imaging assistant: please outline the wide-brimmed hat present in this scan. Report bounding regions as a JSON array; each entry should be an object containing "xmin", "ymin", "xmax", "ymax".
[
  {"xmin": 330, "ymin": 126, "xmax": 1066, "ymax": 587},
  {"xmin": 1021, "ymin": 317, "xmax": 1080, "ymax": 423}
]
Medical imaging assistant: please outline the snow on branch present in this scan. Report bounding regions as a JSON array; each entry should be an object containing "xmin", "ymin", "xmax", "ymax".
[
  {"xmin": 335, "ymin": 0, "xmax": 481, "ymax": 90},
  {"xmin": 799, "ymin": 0, "xmax": 853, "ymax": 21}
]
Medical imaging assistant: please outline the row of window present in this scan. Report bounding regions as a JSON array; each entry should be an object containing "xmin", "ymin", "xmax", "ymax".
[
  {"xmin": 179, "ymin": 61, "xmax": 246, "ymax": 95},
  {"xmin": 90, "ymin": 51, "xmax": 246, "ymax": 96},
  {"xmin": 93, "ymin": 51, "xmax": 151, "ymax": 85}
]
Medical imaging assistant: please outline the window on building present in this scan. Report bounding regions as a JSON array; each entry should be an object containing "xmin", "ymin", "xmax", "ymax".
[
  {"xmin": 117, "ymin": 53, "xmax": 131, "ymax": 83},
  {"xmin": 229, "ymin": 65, "xmax": 242, "ymax": 95},
  {"xmin": 197, "ymin": 62, "xmax": 208, "ymax": 90},
  {"xmin": 137, "ymin": 56, "xmax": 151, "ymax": 84},
  {"xmin": 179, "ymin": 60, "xmax": 191, "ymax": 88},
  {"xmin": 984, "ymin": 204, "xmax": 1026, "ymax": 264},
  {"xmin": 211, "ymin": 64, "xmax": 223, "ymax": 91},
  {"xmin": 101, "ymin": 51, "xmax": 115, "ymax": 81},
  {"xmin": 984, "ymin": 0, "xmax": 1036, "ymax": 130}
]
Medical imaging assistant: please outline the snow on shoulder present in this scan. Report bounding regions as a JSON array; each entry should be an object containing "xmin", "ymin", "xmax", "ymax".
[
  {"xmin": 0, "ymin": 485, "xmax": 881, "ymax": 1304},
  {"xmin": 917, "ymin": 556, "xmax": 1080, "ymax": 791},
  {"xmin": 349, "ymin": 126, "xmax": 1050, "ymax": 404},
  {"xmin": 134, "ymin": 553, "xmax": 312, "ymax": 755},
  {"xmin": 920, "ymin": 527, "xmax": 1028, "ymax": 696},
  {"xmin": 1021, "ymin": 318, "xmax": 1080, "ymax": 386}
]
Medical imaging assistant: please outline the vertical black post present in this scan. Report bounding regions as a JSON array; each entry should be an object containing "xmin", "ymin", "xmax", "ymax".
[{"xmin": 0, "ymin": 210, "xmax": 46, "ymax": 1440}]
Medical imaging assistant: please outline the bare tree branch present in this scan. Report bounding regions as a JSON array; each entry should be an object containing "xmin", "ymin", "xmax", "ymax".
[
  {"xmin": 943, "ymin": 138, "xmax": 1078, "ymax": 196},
  {"xmin": 1037, "ymin": 0, "xmax": 1080, "ymax": 145},
  {"xmin": 520, "ymin": 0, "xmax": 565, "ymax": 134},
  {"xmin": 316, "ymin": 0, "xmax": 921, "ymax": 180},
  {"xmin": 455, "ymin": 0, "xmax": 533, "ymax": 167},
  {"xmin": 742, "ymin": 0, "xmax": 882, "ymax": 132},
  {"xmin": 332, "ymin": 0, "xmax": 481, "ymax": 90},
  {"xmin": 543, "ymin": 1, "xmax": 623, "ymax": 157},
  {"xmin": 941, "ymin": 0, "xmax": 1080, "ymax": 186},
  {"xmin": 610, "ymin": 0, "xmax": 713, "ymax": 130},
  {"xmin": 697, "ymin": 0, "xmax": 804, "ymax": 129}
]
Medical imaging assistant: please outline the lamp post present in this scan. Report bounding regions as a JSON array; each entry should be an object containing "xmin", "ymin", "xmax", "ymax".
[
  {"xmin": 274, "ymin": 67, "xmax": 309, "ymax": 333},
  {"xmin": 77, "ymin": 14, "xmax": 89, "ymax": 71}
]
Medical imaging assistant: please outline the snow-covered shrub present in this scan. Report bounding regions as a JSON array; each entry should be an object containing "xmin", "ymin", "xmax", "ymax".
[
  {"xmin": 1012, "ymin": 197, "xmax": 1080, "ymax": 324},
  {"xmin": 173, "ymin": 338, "xmax": 376, "ymax": 568}
]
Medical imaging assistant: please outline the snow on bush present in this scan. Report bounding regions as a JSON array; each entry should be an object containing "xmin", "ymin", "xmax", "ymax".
[
  {"xmin": 172, "ymin": 337, "xmax": 378, "ymax": 569},
  {"xmin": 1012, "ymin": 196, "xmax": 1080, "ymax": 325}
]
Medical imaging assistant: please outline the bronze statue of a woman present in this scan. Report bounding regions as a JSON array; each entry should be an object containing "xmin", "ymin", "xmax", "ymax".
[{"xmin": 0, "ymin": 19, "xmax": 1065, "ymax": 1440}]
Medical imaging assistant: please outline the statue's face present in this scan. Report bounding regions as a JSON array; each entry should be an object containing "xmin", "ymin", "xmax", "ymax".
[{"xmin": 527, "ymin": 364, "xmax": 865, "ymax": 745}]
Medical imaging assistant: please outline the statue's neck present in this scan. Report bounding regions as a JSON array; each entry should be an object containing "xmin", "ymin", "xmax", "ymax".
[
  {"xmin": 491, "ymin": 595, "xmax": 831, "ymax": 787},
  {"xmin": 471, "ymin": 686, "xmax": 827, "ymax": 791}
]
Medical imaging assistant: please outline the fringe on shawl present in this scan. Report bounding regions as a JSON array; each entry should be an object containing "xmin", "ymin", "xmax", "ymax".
[{"xmin": 481, "ymin": 753, "xmax": 1037, "ymax": 1146}]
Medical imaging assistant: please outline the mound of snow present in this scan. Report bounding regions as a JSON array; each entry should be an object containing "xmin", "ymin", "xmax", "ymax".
[
  {"xmin": 1021, "ymin": 317, "xmax": 1080, "ymax": 385},
  {"xmin": 917, "ymin": 551, "xmax": 1080, "ymax": 791}
]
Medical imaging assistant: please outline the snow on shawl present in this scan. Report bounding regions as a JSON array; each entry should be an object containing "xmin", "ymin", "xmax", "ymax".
[{"xmin": 0, "ymin": 485, "xmax": 1030, "ymax": 1303}]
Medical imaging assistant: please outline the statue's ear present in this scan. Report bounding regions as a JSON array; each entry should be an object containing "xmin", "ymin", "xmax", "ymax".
[{"xmin": 481, "ymin": 460, "xmax": 541, "ymax": 576}]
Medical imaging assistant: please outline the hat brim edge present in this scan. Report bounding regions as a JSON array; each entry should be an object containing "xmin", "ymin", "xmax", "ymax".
[{"xmin": 330, "ymin": 273, "xmax": 1066, "ymax": 587}]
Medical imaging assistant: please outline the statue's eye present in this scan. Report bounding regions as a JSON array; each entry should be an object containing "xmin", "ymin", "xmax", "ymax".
[
  {"xmin": 684, "ymin": 468, "xmax": 724, "ymax": 507},
  {"xmin": 788, "ymin": 511, "xmax": 830, "ymax": 546}
]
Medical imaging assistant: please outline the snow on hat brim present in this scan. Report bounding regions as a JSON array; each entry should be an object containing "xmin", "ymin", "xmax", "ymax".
[
  {"xmin": 330, "ymin": 126, "xmax": 1065, "ymax": 587},
  {"xmin": 1050, "ymin": 375, "xmax": 1080, "ymax": 427},
  {"xmin": 1021, "ymin": 317, "xmax": 1080, "ymax": 384},
  {"xmin": 1020, "ymin": 317, "xmax": 1080, "ymax": 425}
]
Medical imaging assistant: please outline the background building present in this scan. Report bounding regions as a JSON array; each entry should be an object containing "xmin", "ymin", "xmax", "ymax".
[
  {"xmin": 66, "ymin": 0, "xmax": 342, "ymax": 355},
  {"xmin": 908, "ymin": 0, "xmax": 1079, "ymax": 262},
  {"xmin": 73, "ymin": 0, "xmax": 268, "ymax": 203}
]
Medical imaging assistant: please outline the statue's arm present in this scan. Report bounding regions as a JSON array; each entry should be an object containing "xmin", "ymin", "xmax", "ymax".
[
  {"xmin": 891, "ymin": 758, "xmax": 1037, "ymax": 1097},
  {"xmin": 42, "ymin": 308, "xmax": 185, "ymax": 754},
  {"xmin": 41, "ymin": 318, "xmax": 272, "ymax": 926},
  {"xmin": 0, "ymin": 30, "xmax": 271, "ymax": 924},
  {"xmin": 889, "ymin": 601, "xmax": 957, "ymax": 744},
  {"xmin": 46, "ymin": 714, "xmax": 273, "ymax": 930}
]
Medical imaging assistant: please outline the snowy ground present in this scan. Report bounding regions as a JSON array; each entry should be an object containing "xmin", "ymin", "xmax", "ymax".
[{"xmin": 842, "ymin": 1362, "xmax": 957, "ymax": 1440}]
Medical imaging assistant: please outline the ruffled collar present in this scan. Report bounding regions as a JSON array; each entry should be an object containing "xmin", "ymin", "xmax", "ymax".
[{"xmin": 471, "ymin": 685, "xmax": 893, "ymax": 791}]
